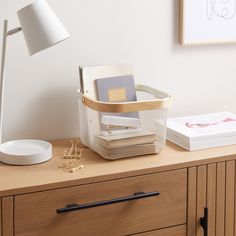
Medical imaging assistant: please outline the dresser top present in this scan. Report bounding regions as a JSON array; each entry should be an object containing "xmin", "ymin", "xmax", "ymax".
[{"xmin": 0, "ymin": 139, "xmax": 236, "ymax": 197}]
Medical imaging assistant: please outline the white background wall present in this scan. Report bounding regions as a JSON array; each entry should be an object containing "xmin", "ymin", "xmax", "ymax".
[{"xmin": 1, "ymin": 0, "xmax": 236, "ymax": 141}]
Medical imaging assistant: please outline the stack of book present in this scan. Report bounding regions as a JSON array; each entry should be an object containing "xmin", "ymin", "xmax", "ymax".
[
  {"xmin": 94, "ymin": 130, "xmax": 157, "ymax": 159},
  {"xmin": 167, "ymin": 112, "xmax": 236, "ymax": 151}
]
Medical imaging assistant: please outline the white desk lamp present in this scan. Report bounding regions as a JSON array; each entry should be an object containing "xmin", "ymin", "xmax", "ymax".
[{"xmin": 0, "ymin": 0, "xmax": 70, "ymax": 165}]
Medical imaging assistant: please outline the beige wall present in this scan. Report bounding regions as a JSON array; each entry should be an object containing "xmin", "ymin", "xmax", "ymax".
[{"xmin": 1, "ymin": 0, "xmax": 236, "ymax": 141}]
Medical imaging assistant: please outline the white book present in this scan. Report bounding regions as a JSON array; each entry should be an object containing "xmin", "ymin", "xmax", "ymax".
[
  {"xmin": 100, "ymin": 128, "xmax": 142, "ymax": 136},
  {"xmin": 167, "ymin": 112, "xmax": 236, "ymax": 151},
  {"xmin": 101, "ymin": 115, "xmax": 141, "ymax": 128}
]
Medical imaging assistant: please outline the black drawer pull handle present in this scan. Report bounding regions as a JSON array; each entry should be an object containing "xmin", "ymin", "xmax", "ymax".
[
  {"xmin": 200, "ymin": 207, "xmax": 208, "ymax": 236},
  {"xmin": 56, "ymin": 191, "xmax": 159, "ymax": 214}
]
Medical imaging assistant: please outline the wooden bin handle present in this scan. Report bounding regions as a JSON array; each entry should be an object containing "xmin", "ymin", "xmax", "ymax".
[{"xmin": 79, "ymin": 84, "xmax": 173, "ymax": 113}]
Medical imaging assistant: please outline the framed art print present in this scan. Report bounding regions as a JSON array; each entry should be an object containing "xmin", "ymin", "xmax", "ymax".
[{"xmin": 180, "ymin": 0, "xmax": 236, "ymax": 45}]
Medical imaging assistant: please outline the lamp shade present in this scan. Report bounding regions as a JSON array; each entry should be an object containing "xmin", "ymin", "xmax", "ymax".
[{"xmin": 17, "ymin": 0, "xmax": 70, "ymax": 56}]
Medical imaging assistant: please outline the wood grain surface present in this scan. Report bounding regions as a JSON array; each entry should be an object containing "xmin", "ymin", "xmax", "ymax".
[
  {"xmin": 15, "ymin": 169, "xmax": 187, "ymax": 236},
  {"xmin": 133, "ymin": 225, "xmax": 186, "ymax": 236},
  {"xmin": 207, "ymin": 164, "xmax": 216, "ymax": 236},
  {"xmin": 196, "ymin": 166, "xmax": 207, "ymax": 236},
  {"xmin": 216, "ymin": 162, "xmax": 226, "ymax": 236},
  {"xmin": 0, "ymin": 198, "xmax": 1, "ymax": 236},
  {"xmin": 2, "ymin": 197, "xmax": 13, "ymax": 236},
  {"xmin": 187, "ymin": 167, "xmax": 197, "ymax": 236},
  {"xmin": 1, "ymin": 139, "xmax": 236, "ymax": 197}
]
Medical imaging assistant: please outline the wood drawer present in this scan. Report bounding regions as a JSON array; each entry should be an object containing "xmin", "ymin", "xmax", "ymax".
[
  {"xmin": 15, "ymin": 169, "xmax": 187, "ymax": 236},
  {"xmin": 134, "ymin": 225, "xmax": 186, "ymax": 236}
]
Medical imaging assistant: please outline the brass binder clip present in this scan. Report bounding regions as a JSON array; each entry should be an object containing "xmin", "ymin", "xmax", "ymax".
[
  {"xmin": 59, "ymin": 140, "xmax": 84, "ymax": 173},
  {"xmin": 63, "ymin": 140, "xmax": 82, "ymax": 159}
]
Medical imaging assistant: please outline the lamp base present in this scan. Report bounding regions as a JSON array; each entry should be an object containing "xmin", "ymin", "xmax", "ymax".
[{"xmin": 0, "ymin": 139, "xmax": 52, "ymax": 165}]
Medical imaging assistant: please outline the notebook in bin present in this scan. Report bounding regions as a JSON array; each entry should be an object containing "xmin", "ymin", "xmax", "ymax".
[{"xmin": 95, "ymin": 75, "xmax": 140, "ymax": 134}]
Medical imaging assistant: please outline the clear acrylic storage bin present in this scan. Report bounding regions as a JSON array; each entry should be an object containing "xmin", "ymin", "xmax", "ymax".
[{"xmin": 78, "ymin": 85, "xmax": 172, "ymax": 160}]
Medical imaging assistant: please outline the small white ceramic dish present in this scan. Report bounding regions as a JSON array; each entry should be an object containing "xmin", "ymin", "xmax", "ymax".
[{"xmin": 0, "ymin": 139, "xmax": 52, "ymax": 165}]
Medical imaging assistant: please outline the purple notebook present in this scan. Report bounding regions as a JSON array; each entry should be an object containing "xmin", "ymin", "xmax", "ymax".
[{"xmin": 95, "ymin": 75, "xmax": 139, "ymax": 119}]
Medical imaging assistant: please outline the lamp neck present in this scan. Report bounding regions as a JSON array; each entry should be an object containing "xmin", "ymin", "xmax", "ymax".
[
  {"xmin": 7, "ymin": 27, "xmax": 22, "ymax": 36},
  {"xmin": 0, "ymin": 20, "xmax": 8, "ymax": 144},
  {"xmin": 0, "ymin": 20, "xmax": 23, "ymax": 144}
]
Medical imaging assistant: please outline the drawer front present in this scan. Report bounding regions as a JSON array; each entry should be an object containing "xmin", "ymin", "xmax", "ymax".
[
  {"xmin": 134, "ymin": 225, "xmax": 186, "ymax": 236},
  {"xmin": 15, "ymin": 169, "xmax": 187, "ymax": 236}
]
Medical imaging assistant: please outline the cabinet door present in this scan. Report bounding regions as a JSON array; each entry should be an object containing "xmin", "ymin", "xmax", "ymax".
[{"xmin": 187, "ymin": 161, "xmax": 236, "ymax": 236}]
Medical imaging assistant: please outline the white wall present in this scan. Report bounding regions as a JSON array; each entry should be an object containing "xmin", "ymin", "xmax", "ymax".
[{"xmin": 1, "ymin": 0, "xmax": 236, "ymax": 141}]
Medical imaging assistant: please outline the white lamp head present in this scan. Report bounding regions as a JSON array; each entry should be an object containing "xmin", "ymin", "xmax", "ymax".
[{"xmin": 17, "ymin": 0, "xmax": 70, "ymax": 56}]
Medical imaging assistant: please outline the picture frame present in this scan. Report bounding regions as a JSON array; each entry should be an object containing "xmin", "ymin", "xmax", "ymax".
[{"xmin": 180, "ymin": 0, "xmax": 236, "ymax": 45}]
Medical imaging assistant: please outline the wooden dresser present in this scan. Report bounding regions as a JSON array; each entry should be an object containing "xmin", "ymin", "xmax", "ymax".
[{"xmin": 1, "ymin": 139, "xmax": 236, "ymax": 236}]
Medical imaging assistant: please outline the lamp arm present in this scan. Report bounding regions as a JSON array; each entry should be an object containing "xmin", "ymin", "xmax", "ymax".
[
  {"xmin": 7, "ymin": 27, "xmax": 22, "ymax": 36},
  {"xmin": 0, "ymin": 20, "xmax": 8, "ymax": 144},
  {"xmin": 0, "ymin": 21, "xmax": 22, "ymax": 144}
]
